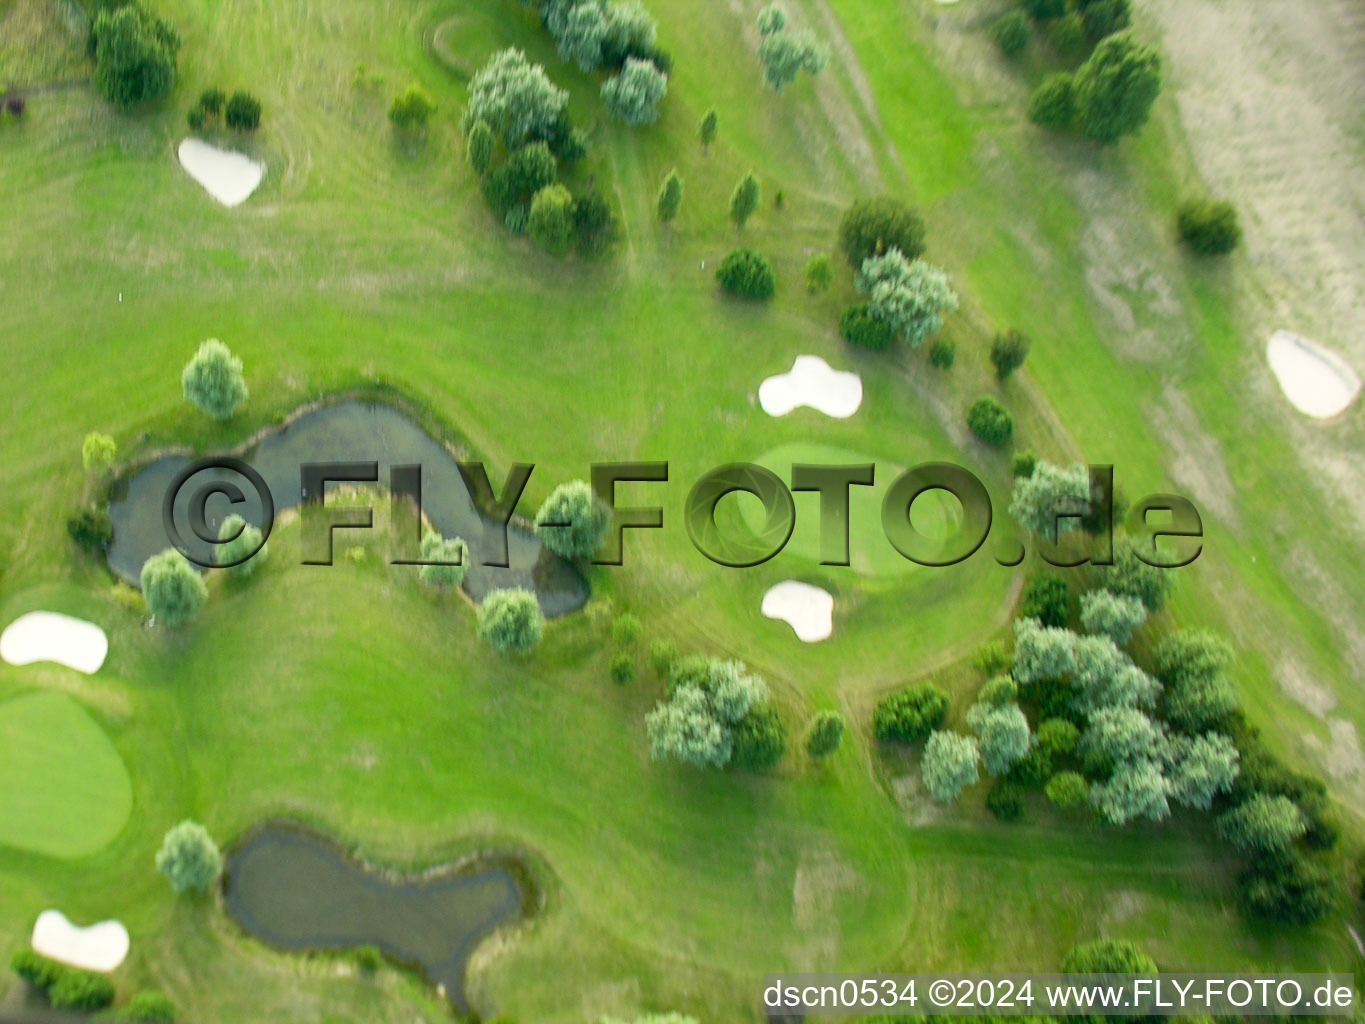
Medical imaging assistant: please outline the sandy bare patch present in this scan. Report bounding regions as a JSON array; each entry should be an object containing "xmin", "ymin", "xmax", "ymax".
[
  {"xmin": 758, "ymin": 355, "xmax": 862, "ymax": 418},
  {"xmin": 1147, "ymin": 385, "xmax": 1239, "ymax": 529},
  {"xmin": 1276, "ymin": 657, "xmax": 1337, "ymax": 719},
  {"xmin": 0, "ymin": 612, "xmax": 107, "ymax": 674},
  {"xmin": 178, "ymin": 138, "xmax": 265, "ymax": 207},
  {"xmin": 1266, "ymin": 330, "xmax": 1361, "ymax": 418},
  {"xmin": 791, "ymin": 846, "xmax": 857, "ymax": 968},
  {"xmin": 761, "ymin": 581, "xmax": 834, "ymax": 642},
  {"xmin": 31, "ymin": 910, "xmax": 129, "ymax": 972}
]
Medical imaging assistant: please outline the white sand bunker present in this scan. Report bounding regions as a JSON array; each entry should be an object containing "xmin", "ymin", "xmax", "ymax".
[
  {"xmin": 1266, "ymin": 330, "xmax": 1361, "ymax": 418},
  {"xmin": 758, "ymin": 355, "xmax": 862, "ymax": 418},
  {"xmin": 31, "ymin": 910, "xmax": 129, "ymax": 973},
  {"xmin": 0, "ymin": 612, "xmax": 107, "ymax": 674},
  {"xmin": 178, "ymin": 138, "xmax": 265, "ymax": 207},
  {"xmin": 761, "ymin": 581, "xmax": 834, "ymax": 642}
]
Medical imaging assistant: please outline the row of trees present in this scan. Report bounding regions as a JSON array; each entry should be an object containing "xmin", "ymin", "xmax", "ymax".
[
  {"xmin": 995, "ymin": 0, "xmax": 1133, "ymax": 58},
  {"xmin": 188, "ymin": 87, "xmax": 262, "ymax": 133}
]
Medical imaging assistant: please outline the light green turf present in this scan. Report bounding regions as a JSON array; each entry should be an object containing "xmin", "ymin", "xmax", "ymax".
[
  {"xmin": 0, "ymin": 690, "xmax": 132, "ymax": 859},
  {"xmin": 0, "ymin": 0, "xmax": 1361, "ymax": 1020}
]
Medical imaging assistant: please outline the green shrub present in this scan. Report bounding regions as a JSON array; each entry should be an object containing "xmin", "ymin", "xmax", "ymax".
[
  {"xmin": 987, "ymin": 780, "xmax": 1026, "ymax": 820},
  {"xmin": 993, "ymin": 10, "xmax": 1029, "ymax": 54},
  {"xmin": 1006, "ymin": 745, "xmax": 1052, "ymax": 785},
  {"xmin": 730, "ymin": 703, "xmax": 787, "ymax": 770},
  {"xmin": 186, "ymin": 105, "xmax": 205, "ymax": 130},
  {"xmin": 1177, "ymin": 198, "xmax": 1242, "ymax": 256},
  {"xmin": 418, "ymin": 531, "xmax": 467, "ymax": 588},
  {"xmin": 967, "ymin": 396, "xmax": 1014, "ymax": 445},
  {"xmin": 804, "ymin": 253, "xmax": 833, "ymax": 293},
  {"xmin": 872, "ymin": 683, "xmax": 949, "ymax": 743},
  {"xmin": 715, "ymin": 248, "xmax": 775, "ymax": 300},
  {"xmin": 1037, "ymin": 718, "xmax": 1079, "ymax": 756},
  {"xmin": 570, "ymin": 190, "xmax": 618, "ymax": 255},
  {"xmin": 353, "ymin": 945, "xmax": 383, "ymax": 974},
  {"xmin": 977, "ymin": 675, "xmax": 1018, "ymax": 706},
  {"xmin": 648, "ymin": 639, "xmax": 678, "ymax": 677},
  {"xmin": 12, "ymin": 948, "xmax": 62, "ymax": 989},
  {"xmin": 224, "ymin": 90, "xmax": 261, "ymax": 131},
  {"xmin": 116, "ymin": 989, "xmax": 176, "ymax": 1022},
  {"xmin": 1047, "ymin": 11, "xmax": 1086, "ymax": 56},
  {"xmin": 1044, "ymin": 770, "xmax": 1090, "ymax": 807},
  {"xmin": 972, "ymin": 641, "xmax": 1011, "ymax": 675},
  {"xmin": 609, "ymin": 652, "xmax": 636, "ymax": 684},
  {"xmin": 611, "ymin": 612, "xmax": 643, "ymax": 646},
  {"xmin": 928, "ymin": 336, "xmax": 956, "ymax": 368},
  {"xmin": 990, "ymin": 328, "xmax": 1031, "ymax": 379},
  {"xmin": 1081, "ymin": 0, "xmax": 1131, "ymax": 41},
  {"xmin": 505, "ymin": 204, "xmax": 528, "ymax": 234},
  {"xmin": 1020, "ymin": 571, "xmax": 1070, "ymax": 627},
  {"xmin": 1028, "ymin": 72, "xmax": 1075, "ymax": 131},
  {"xmin": 199, "ymin": 87, "xmax": 225, "ymax": 115},
  {"xmin": 388, "ymin": 84, "xmax": 436, "ymax": 134},
  {"xmin": 1010, "ymin": 450, "xmax": 1038, "ymax": 478},
  {"xmin": 466, "ymin": 119, "xmax": 495, "ymax": 175},
  {"xmin": 1237, "ymin": 852, "xmax": 1340, "ymax": 926},
  {"xmin": 839, "ymin": 302, "xmax": 893, "ymax": 350},
  {"xmin": 68, "ymin": 507, "xmax": 114, "ymax": 551},
  {"xmin": 527, "ymin": 183, "xmax": 574, "ymax": 253},
  {"xmin": 804, "ymin": 710, "xmax": 846, "ymax": 759},
  {"xmin": 1020, "ymin": 0, "xmax": 1066, "ymax": 18},
  {"xmin": 50, "ymin": 970, "xmax": 115, "ymax": 1011},
  {"xmin": 837, "ymin": 196, "xmax": 926, "ymax": 268}
]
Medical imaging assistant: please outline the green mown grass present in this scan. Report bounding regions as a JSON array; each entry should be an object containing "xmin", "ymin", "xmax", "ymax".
[{"xmin": 0, "ymin": 0, "xmax": 1361, "ymax": 1020}]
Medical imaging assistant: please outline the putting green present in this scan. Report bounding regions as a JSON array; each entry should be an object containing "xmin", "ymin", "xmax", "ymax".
[
  {"xmin": 0, "ymin": 691, "xmax": 132, "ymax": 858},
  {"xmin": 741, "ymin": 442, "xmax": 961, "ymax": 577}
]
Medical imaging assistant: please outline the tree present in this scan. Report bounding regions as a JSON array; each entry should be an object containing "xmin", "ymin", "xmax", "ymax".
[
  {"xmin": 156, "ymin": 820, "xmax": 221, "ymax": 894},
  {"xmin": 527, "ymin": 183, "xmax": 575, "ymax": 253},
  {"xmin": 91, "ymin": 3, "xmax": 179, "ymax": 108},
  {"xmin": 872, "ymin": 683, "xmax": 949, "ymax": 743},
  {"xmin": 1072, "ymin": 31, "xmax": 1162, "ymax": 144},
  {"xmin": 1165, "ymin": 731, "xmax": 1239, "ymax": 810},
  {"xmin": 1009, "ymin": 461, "xmax": 1091, "ymax": 542},
  {"xmin": 1027, "ymin": 72, "xmax": 1075, "ymax": 131},
  {"xmin": 715, "ymin": 248, "xmax": 776, "ymax": 300},
  {"xmin": 466, "ymin": 119, "xmax": 496, "ymax": 176},
  {"xmin": 218, "ymin": 514, "xmax": 268, "ymax": 579},
  {"xmin": 68, "ymin": 507, "xmax": 114, "ymax": 552},
  {"xmin": 1011, "ymin": 451, "xmax": 1038, "ymax": 479},
  {"xmin": 729, "ymin": 172, "xmax": 760, "ymax": 228},
  {"xmin": 1079, "ymin": 589, "xmax": 1146, "ymax": 645},
  {"xmin": 1217, "ymin": 794, "xmax": 1307, "ymax": 855},
  {"xmin": 967, "ymin": 396, "xmax": 1013, "ymax": 445},
  {"xmin": 478, "ymin": 588, "xmax": 545, "ymax": 654},
  {"xmin": 141, "ymin": 549, "xmax": 207, "ymax": 626},
  {"xmin": 1091, "ymin": 536, "xmax": 1172, "ymax": 610},
  {"xmin": 756, "ymin": 3, "xmax": 787, "ymax": 35},
  {"xmin": 82, "ymin": 432, "xmax": 116, "ymax": 472},
  {"xmin": 1081, "ymin": 0, "xmax": 1132, "ymax": 42},
  {"xmin": 978, "ymin": 674, "xmax": 1018, "ymax": 706},
  {"xmin": 757, "ymin": 30, "xmax": 827, "ymax": 91},
  {"xmin": 1020, "ymin": 571, "xmax": 1070, "ymax": 628},
  {"xmin": 388, "ymin": 84, "xmax": 435, "ymax": 134},
  {"xmin": 1061, "ymin": 937, "xmax": 1156, "ymax": 975},
  {"xmin": 804, "ymin": 710, "xmax": 845, "ymax": 759},
  {"xmin": 199, "ymin": 87, "xmax": 225, "ymax": 116},
  {"xmin": 224, "ymin": 91, "xmax": 262, "ymax": 132},
  {"xmin": 838, "ymin": 197, "xmax": 926, "ymax": 268},
  {"xmin": 730, "ymin": 702, "xmax": 787, "ymax": 770},
  {"xmin": 1177, "ymin": 198, "xmax": 1242, "ymax": 256},
  {"xmin": 1045, "ymin": 770, "xmax": 1089, "ymax": 807},
  {"xmin": 1011, "ymin": 616, "xmax": 1077, "ymax": 686},
  {"xmin": 966, "ymin": 701, "xmax": 1032, "ymax": 776},
  {"xmin": 1162, "ymin": 671, "xmax": 1237, "ymax": 733},
  {"xmin": 611, "ymin": 612, "xmax": 643, "ymax": 646},
  {"xmin": 855, "ymin": 250, "xmax": 958, "ymax": 346},
  {"xmin": 839, "ymin": 302, "xmax": 894, "ymax": 350},
  {"xmin": 1071, "ymin": 651, "xmax": 1161, "ymax": 716},
  {"xmin": 656, "ymin": 169, "xmax": 683, "ymax": 223},
  {"xmin": 535, "ymin": 480, "xmax": 610, "ymax": 560},
  {"xmin": 987, "ymin": 780, "xmax": 1026, "ymax": 820},
  {"xmin": 804, "ymin": 253, "xmax": 833, "ymax": 293},
  {"xmin": 1091, "ymin": 757, "xmax": 1170, "ymax": 824},
  {"xmin": 558, "ymin": 1, "xmax": 607, "ymax": 70},
  {"xmin": 182, "ymin": 339, "xmax": 248, "ymax": 420},
  {"xmin": 602, "ymin": 57, "xmax": 667, "ymax": 125},
  {"xmin": 1081, "ymin": 706, "xmax": 1163, "ymax": 771},
  {"xmin": 117, "ymin": 991, "xmax": 177, "ymax": 1023},
  {"xmin": 597, "ymin": 0, "xmax": 658, "ymax": 69},
  {"xmin": 993, "ymin": 10, "xmax": 1029, "ymax": 54},
  {"xmin": 571, "ymin": 189, "xmax": 618, "ymax": 254},
  {"xmin": 418, "ymin": 530, "xmax": 468, "ymax": 588},
  {"xmin": 928, "ymin": 337, "xmax": 956, "ymax": 369},
  {"xmin": 647, "ymin": 684, "xmax": 732, "ymax": 767},
  {"xmin": 464, "ymin": 48, "xmax": 569, "ymax": 150},
  {"xmin": 921, "ymin": 731, "xmax": 980, "ymax": 803},
  {"xmin": 698, "ymin": 107, "xmax": 718, "ymax": 152},
  {"xmin": 990, "ymin": 329, "xmax": 1031, "ymax": 379}
]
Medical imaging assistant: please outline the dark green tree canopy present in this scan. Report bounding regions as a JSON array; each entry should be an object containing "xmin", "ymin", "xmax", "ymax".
[{"xmin": 837, "ymin": 196, "xmax": 926, "ymax": 268}]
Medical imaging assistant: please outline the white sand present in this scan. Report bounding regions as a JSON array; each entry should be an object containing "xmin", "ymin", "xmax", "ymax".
[
  {"xmin": 1266, "ymin": 330, "xmax": 1361, "ymax": 418},
  {"xmin": 758, "ymin": 355, "xmax": 863, "ymax": 419},
  {"xmin": 177, "ymin": 138, "xmax": 265, "ymax": 207},
  {"xmin": 0, "ymin": 612, "xmax": 107, "ymax": 674},
  {"xmin": 31, "ymin": 911, "xmax": 129, "ymax": 973},
  {"xmin": 761, "ymin": 581, "xmax": 834, "ymax": 642}
]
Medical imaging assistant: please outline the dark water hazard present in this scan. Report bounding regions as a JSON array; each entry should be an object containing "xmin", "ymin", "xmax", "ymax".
[
  {"xmin": 105, "ymin": 400, "xmax": 588, "ymax": 616},
  {"xmin": 223, "ymin": 824, "xmax": 532, "ymax": 1010}
]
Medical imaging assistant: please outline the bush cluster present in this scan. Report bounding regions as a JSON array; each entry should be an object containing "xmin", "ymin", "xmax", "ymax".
[
  {"xmin": 967, "ymin": 396, "xmax": 1014, "ymax": 445},
  {"xmin": 11, "ymin": 948, "xmax": 115, "ymax": 1011},
  {"xmin": 1177, "ymin": 198, "xmax": 1242, "ymax": 256},
  {"xmin": 715, "ymin": 248, "xmax": 776, "ymax": 300},
  {"xmin": 872, "ymin": 683, "xmax": 949, "ymax": 744}
]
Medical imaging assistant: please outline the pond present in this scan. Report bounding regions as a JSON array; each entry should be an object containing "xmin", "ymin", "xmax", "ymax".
[
  {"xmin": 105, "ymin": 400, "xmax": 588, "ymax": 616},
  {"xmin": 223, "ymin": 824, "xmax": 534, "ymax": 1010}
]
